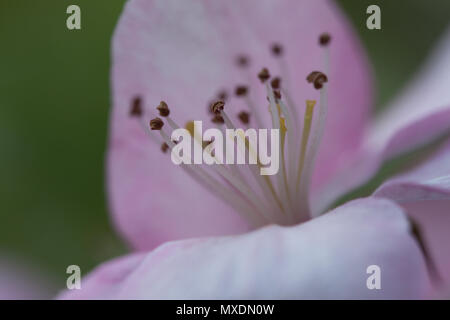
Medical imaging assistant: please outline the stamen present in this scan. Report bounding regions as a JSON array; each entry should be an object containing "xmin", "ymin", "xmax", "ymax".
[
  {"xmin": 277, "ymin": 99, "xmax": 297, "ymax": 196},
  {"xmin": 266, "ymin": 83, "xmax": 292, "ymax": 218},
  {"xmin": 319, "ymin": 33, "xmax": 331, "ymax": 47},
  {"xmin": 297, "ymin": 78, "xmax": 329, "ymax": 218},
  {"xmin": 296, "ymin": 100, "xmax": 316, "ymax": 192},
  {"xmin": 273, "ymin": 90, "xmax": 282, "ymax": 101},
  {"xmin": 236, "ymin": 55, "xmax": 250, "ymax": 68},
  {"xmin": 268, "ymin": 44, "xmax": 299, "ymax": 131},
  {"xmin": 210, "ymin": 100, "xmax": 225, "ymax": 114},
  {"xmin": 238, "ymin": 111, "xmax": 250, "ymax": 125},
  {"xmin": 319, "ymin": 33, "xmax": 331, "ymax": 77},
  {"xmin": 277, "ymin": 104, "xmax": 290, "ymax": 211},
  {"xmin": 217, "ymin": 90, "xmax": 228, "ymax": 101},
  {"xmin": 159, "ymin": 128, "xmax": 267, "ymax": 227},
  {"xmin": 271, "ymin": 77, "xmax": 281, "ymax": 90},
  {"xmin": 236, "ymin": 82, "xmax": 263, "ymax": 128},
  {"xmin": 149, "ymin": 117, "xmax": 164, "ymax": 130},
  {"xmin": 211, "ymin": 114, "xmax": 225, "ymax": 124},
  {"xmin": 306, "ymin": 71, "xmax": 328, "ymax": 89},
  {"xmin": 271, "ymin": 43, "xmax": 283, "ymax": 57},
  {"xmin": 219, "ymin": 103, "xmax": 284, "ymax": 216},
  {"xmin": 258, "ymin": 68, "xmax": 271, "ymax": 83},
  {"xmin": 156, "ymin": 101, "xmax": 170, "ymax": 117},
  {"xmin": 142, "ymin": 39, "xmax": 334, "ymax": 227},
  {"xmin": 161, "ymin": 117, "xmax": 274, "ymax": 222},
  {"xmin": 154, "ymin": 101, "xmax": 180, "ymax": 131},
  {"xmin": 161, "ymin": 142, "xmax": 169, "ymax": 153},
  {"xmin": 235, "ymin": 85, "xmax": 248, "ymax": 97},
  {"xmin": 130, "ymin": 96, "xmax": 143, "ymax": 117}
]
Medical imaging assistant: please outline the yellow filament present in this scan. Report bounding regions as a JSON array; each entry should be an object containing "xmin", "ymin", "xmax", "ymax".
[
  {"xmin": 186, "ymin": 120, "xmax": 211, "ymax": 149},
  {"xmin": 296, "ymin": 100, "xmax": 316, "ymax": 191},
  {"xmin": 185, "ymin": 121, "xmax": 196, "ymax": 138},
  {"xmin": 234, "ymin": 130, "xmax": 284, "ymax": 212},
  {"xmin": 277, "ymin": 104, "xmax": 290, "ymax": 203}
]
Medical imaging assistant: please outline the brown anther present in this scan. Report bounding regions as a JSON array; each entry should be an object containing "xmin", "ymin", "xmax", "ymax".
[
  {"xmin": 271, "ymin": 43, "xmax": 283, "ymax": 56},
  {"xmin": 238, "ymin": 111, "xmax": 250, "ymax": 124},
  {"xmin": 258, "ymin": 68, "xmax": 270, "ymax": 83},
  {"xmin": 306, "ymin": 71, "xmax": 328, "ymax": 90},
  {"xmin": 207, "ymin": 101, "xmax": 215, "ymax": 114},
  {"xmin": 202, "ymin": 139, "xmax": 213, "ymax": 149},
  {"xmin": 210, "ymin": 100, "xmax": 225, "ymax": 114},
  {"xmin": 149, "ymin": 117, "xmax": 164, "ymax": 130},
  {"xmin": 319, "ymin": 33, "xmax": 331, "ymax": 47},
  {"xmin": 217, "ymin": 90, "xmax": 228, "ymax": 101},
  {"xmin": 236, "ymin": 55, "xmax": 249, "ymax": 68},
  {"xmin": 271, "ymin": 77, "xmax": 281, "ymax": 90},
  {"xmin": 161, "ymin": 143, "xmax": 169, "ymax": 153},
  {"xmin": 235, "ymin": 85, "xmax": 248, "ymax": 97},
  {"xmin": 211, "ymin": 114, "xmax": 225, "ymax": 124},
  {"xmin": 273, "ymin": 90, "xmax": 282, "ymax": 100},
  {"xmin": 156, "ymin": 101, "xmax": 170, "ymax": 117},
  {"xmin": 130, "ymin": 96, "xmax": 143, "ymax": 117}
]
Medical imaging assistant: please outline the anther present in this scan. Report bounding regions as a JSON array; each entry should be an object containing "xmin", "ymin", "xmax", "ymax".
[
  {"xmin": 216, "ymin": 90, "xmax": 228, "ymax": 102},
  {"xmin": 161, "ymin": 142, "xmax": 169, "ymax": 153},
  {"xmin": 267, "ymin": 90, "xmax": 282, "ymax": 103},
  {"xmin": 306, "ymin": 71, "xmax": 328, "ymax": 90},
  {"xmin": 202, "ymin": 139, "xmax": 213, "ymax": 149},
  {"xmin": 235, "ymin": 85, "xmax": 248, "ymax": 97},
  {"xmin": 210, "ymin": 100, "xmax": 225, "ymax": 114},
  {"xmin": 236, "ymin": 55, "xmax": 249, "ymax": 68},
  {"xmin": 156, "ymin": 101, "xmax": 170, "ymax": 117},
  {"xmin": 238, "ymin": 111, "xmax": 250, "ymax": 124},
  {"xmin": 273, "ymin": 90, "xmax": 282, "ymax": 100},
  {"xmin": 271, "ymin": 77, "xmax": 281, "ymax": 90},
  {"xmin": 271, "ymin": 43, "xmax": 283, "ymax": 57},
  {"xmin": 211, "ymin": 114, "xmax": 225, "ymax": 124},
  {"xmin": 319, "ymin": 33, "xmax": 331, "ymax": 47},
  {"xmin": 149, "ymin": 117, "xmax": 164, "ymax": 130},
  {"xmin": 130, "ymin": 96, "xmax": 143, "ymax": 117},
  {"xmin": 258, "ymin": 68, "xmax": 271, "ymax": 83}
]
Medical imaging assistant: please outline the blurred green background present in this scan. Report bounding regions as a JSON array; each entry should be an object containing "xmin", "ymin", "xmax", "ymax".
[{"xmin": 1, "ymin": 0, "xmax": 450, "ymax": 295}]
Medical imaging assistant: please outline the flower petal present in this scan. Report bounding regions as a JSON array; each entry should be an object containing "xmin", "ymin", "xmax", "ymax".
[
  {"xmin": 373, "ymin": 140, "xmax": 450, "ymax": 288},
  {"xmin": 109, "ymin": 0, "xmax": 373, "ymax": 249},
  {"xmin": 312, "ymin": 27, "xmax": 450, "ymax": 214},
  {"xmin": 397, "ymin": 200, "xmax": 450, "ymax": 292},
  {"xmin": 60, "ymin": 198, "xmax": 429, "ymax": 299},
  {"xmin": 367, "ymin": 26, "xmax": 450, "ymax": 153},
  {"xmin": 374, "ymin": 139, "xmax": 450, "ymax": 202}
]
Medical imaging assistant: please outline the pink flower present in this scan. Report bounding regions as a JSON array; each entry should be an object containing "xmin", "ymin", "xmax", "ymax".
[{"xmin": 62, "ymin": 0, "xmax": 450, "ymax": 299}]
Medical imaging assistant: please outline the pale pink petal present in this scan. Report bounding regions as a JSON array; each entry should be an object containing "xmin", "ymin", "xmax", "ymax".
[
  {"xmin": 367, "ymin": 26, "xmax": 450, "ymax": 152},
  {"xmin": 312, "ymin": 26, "xmax": 450, "ymax": 215},
  {"xmin": 374, "ymin": 139, "xmax": 450, "ymax": 202},
  {"xmin": 57, "ymin": 253, "xmax": 146, "ymax": 300},
  {"xmin": 60, "ymin": 198, "xmax": 430, "ymax": 299},
  {"xmin": 312, "ymin": 112, "xmax": 450, "ymax": 215},
  {"xmin": 109, "ymin": 0, "xmax": 373, "ymax": 249},
  {"xmin": 372, "ymin": 140, "xmax": 450, "ymax": 288},
  {"xmin": 398, "ymin": 200, "xmax": 450, "ymax": 292}
]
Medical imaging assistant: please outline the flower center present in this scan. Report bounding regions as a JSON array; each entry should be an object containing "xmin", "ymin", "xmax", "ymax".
[{"xmin": 129, "ymin": 33, "xmax": 331, "ymax": 229}]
